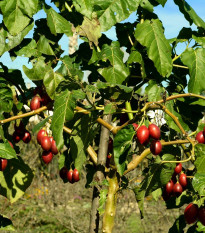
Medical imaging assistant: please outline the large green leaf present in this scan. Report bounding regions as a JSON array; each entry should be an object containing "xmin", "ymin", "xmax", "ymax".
[
  {"xmin": 98, "ymin": 41, "xmax": 129, "ymax": 84},
  {"xmin": 14, "ymin": 39, "xmax": 39, "ymax": 57},
  {"xmin": 70, "ymin": 115, "xmax": 95, "ymax": 172},
  {"xmin": 133, "ymin": 154, "xmax": 176, "ymax": 217},
  {"xmin": 0, "ymin": 22, "xmax": 34, "ymax": 56},
  {"xmin": 0, "ymin": 0, "xmax": 38, "ymax": 35},
  {"xmin": 192, "ymin": 172, "xmax": 205, "ymax": 196},
  {"xmin": 51, "ymin": 90, "xmax": 76, "ymax": 150},
  {"xmin": 0, "ymin": 84, "xmax": 13, "ymax": 113},
  {"xmin": 93, "ymin": 0, "xmax": 141, "ymax": 32},
  {"xmin": 37, "ymin": 35, "xmax": 55, "ymax": 56},
  {"xmin": 174, "ymin": 0, "xmax": 205, "ymax": 29},
  {"xmin": 73, "ymin": 0, "xmax": 93, "ymax": 19},
  {"xmin": 23, "ymin": 57, "xmax": 51, "ymax": 81},
  {"xmin": 145, "ymin": 81, "xmax": 165, "ymax": 102},
  {"xmin": 43, "ymin": 69, "xmax": 65, "ymax": 99},
  {"xmin": 155, "ymin": 0, "xmax": 167, "ymax": 7},
  {"xmin": 0, "ymin": 157, "xmax": 34, "ymax": 203},
  {"xmin": 0, "ymin": 215, "xmax": 15, "ymax": 231},
  {"xmin": 135, "ymin": 19, "xmax": 172, "ymax": 77},
  {"xmin": 0, "ymin": 142, "xmax": 16, "ymax": 160},
  {"xmin": 113, "ymin": 125, "xmax": 135, "ymax": 176},
  {"xmin": 194, "ymin": 144, "xmax": 205, "ymax": 173},
  {"xmin": 181, "ymin": 48, "xmax": 205, "ymax": 95},
  {"xmin": 45, "ymin": 7, "xmax": 73, "ymax": 37},
  {"xmin": 192, "ymin": 35, "xmax": 205, "ymax": 48}
]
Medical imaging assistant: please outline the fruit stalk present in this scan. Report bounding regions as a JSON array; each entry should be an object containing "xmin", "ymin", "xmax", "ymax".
[{"xmin": 102, "ymin": 170, "xmax": 119, "ymax": 233}]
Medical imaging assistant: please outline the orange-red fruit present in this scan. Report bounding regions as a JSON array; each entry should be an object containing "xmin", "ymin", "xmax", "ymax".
[
  {"xmin": 179, "ymin": 173, "xmax": 187, "ymax": 188},
  {"xmin": 41, "ymin": 136, "xmax": 52, "ymax": 151},
  {"xmin": 150, "ymin": 140, "xmax": 162, "ymax": 155},
  {"xmin": 42, "ymin": 151, "xmax": 53, "ymax": 164},
  {"xmin": 51, "ymin": 140, "xmax": 58, "ymax": 155},
  {"xmin": 73, "ymin": 168, "xmax": 80, "ymax": 182},
  {"xmin": 37, "ymin": 129, "xmax": 47, "ymax": 144},
  {"xmin": 12, "ymin": 131, "xmax": 21, "ymax": 143},
  {"xmin": 0, "ymin": 158, "xmax": 8, "ymax": 171},
  {"xmin": 198, "ymin": 207, "xmax": 205, "ymax": 226},
  {"xmin": 136, "ymin": 125, "xmax": 149, "ymax": 145},
  {"xmin": 196, "ymin": 131, "xmax": 205, "ymax": 144},
  {"xmin": 148, "ymin": 124, "xmax": 161, "ymax": 140},
  {"xmin": 30, "ymin": 95, "xmax": 42, "ymax": 111},
  {"xmin": 59, "ymin": 167, "xmax": 68, "ymax": 180},
  {"xmin": 184, "ymin": 203, "xmax": 199, "ymax": 224},
  {"xmin": 173, "ymin": 182, "xmax": 183, "ymax": 197},
  {"xmin": 132, "ymin": 123, "xmax": 138, "ymax": 131},
  {"xmin": 174, "ymin": 163, "xmax": 182, "ymax": 174},
  {"xmin": 165, "ymin": 180, "xmax": 174, "ymax": 194},
  {"xmin": 67, "ymin": 170, "xmax": 74, "ymax": 183},
  {"xmin": 22, "ymin": 130, "xmax": 31, "ymax": 143}
]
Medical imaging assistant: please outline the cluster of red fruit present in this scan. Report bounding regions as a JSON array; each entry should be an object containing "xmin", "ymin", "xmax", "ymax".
[
  {"xmin": 12, "ymin": 121, "xmax": 31, "ymax": 144},
  {"xmin": 30, "ymin": 87, "xmax": 51, "ymax": 111},
  {"xmin": 184, "ymin": 203, "xmax": 205, "ymax": 226},
  {"xmin": 133, "ymin": 123, "xmax": 162, "ymax": 155},
  {"xmin": 37, "ymin": 129, "xmax": 58, "ymax": 164},
  {"xmin": 195, "ymin": 126, "xmax": 205, "ymax": 144},
  {"xmin": 59, "ymin": 167, "xmax": 80, "ymax": 183},
  {"xmin": 164, "ymin": 163, "xmax": 187, "ymax": 199}
]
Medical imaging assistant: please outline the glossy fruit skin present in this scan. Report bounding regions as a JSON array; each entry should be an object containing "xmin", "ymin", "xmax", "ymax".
[
  {"xmin": 41, "ymin": 136, "xmax": 52, "ymax": 151},
  {"xmin": 73, "ymin": 168, "xmax": 80, "ymax": 182},
  {"xmin": 37, "ymin": 129, "xmax": 47, "ymax": 144},
  {"xmin": 12, "ymin": 131, "xmax": 21, "ymax": 143},
  {"xmin": 30, "ymin": 95, "xmax": 42, "ymax": 111},
  {"xmin": 196, "ymin": 131, "xmax": 205, "ymax": 144},
  {"xmin": 174, "ymin": 163, "xmax": 182, "ymax": 174},
  {"xmin": 0, "ymin": 158, "xmax": 8, "ymax": 171},
  {"xmin": 22, "ymin": 130, "xmax": 31, "ymax": 143},
  {"xmin": 165, "ymin": 180, "xmax": 174, "ymax": 194},
  {"xmin": 184, "ymin": 203, "xmax": 199, "ymax": 224},
  {"xmin": 173, "ymin": 182, "xmax": 183, "ymax": 197},
  {"xmin": 59, "ymin": 167, "xmax": 68, "ymax": 180},
  {"xmin": 136, "ymin": 125, "xmax": 149, "ymax": 145},
  {"xmin": 148, "ymin": 124, "xmax": 161, "ymax": 140},
  {"xmin": 150, "ymin": 140, "xmax": 162, "ymax": 155},
  {"xmin": 198, "ymin": 207, "xmax": 205, "ymax": 226},
  {"xmin": 132, "ymin": 123, "xmax": 138, "ymax": 131},
  {"xmin": 67, "ymin": 170, "xmax": 74, "ymax": 183},
  {"xmin": 51, "ymin": 140, "xmax": 58, "ymax": 155},
  {"xmin": 42, "ymin": 151, "xmax": 53, "ymax": 164},
  {"xmin": 179, "ymin": 173, "xmax": 187, "ymax": 188}
]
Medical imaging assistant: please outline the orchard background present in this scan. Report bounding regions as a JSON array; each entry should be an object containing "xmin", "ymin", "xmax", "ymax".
[{"xmin": 0, "ymin": 0, "xmax": 205, "ymax": 232}]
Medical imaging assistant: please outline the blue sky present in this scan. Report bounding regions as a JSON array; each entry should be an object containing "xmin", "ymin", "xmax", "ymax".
[{"xmin": 0, "ymin": 0, "xmax": 204, "ymax": 87}]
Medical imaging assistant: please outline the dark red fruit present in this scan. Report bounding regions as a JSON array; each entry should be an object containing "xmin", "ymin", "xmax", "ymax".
[
  {"xmin": 184, "ymin": 203, "xmax": 199, "ymax": 224},
  {"xmin": 174, "ymin": 163, "xmax": 182, "ymax": 174},
  {"xmin": 196, "ymin": 131, "xmax": 205, "ymax": 144},
  {"xmin": 37, "ymin": 129, "xmax": 47, "ymax": 144},
  {"xmin": 108, "ymin": 138, "xmax": 113, "ymax": 153},
  {"xmin": 150, "ymin": 140, "xmax": 162, "ymax": 155},
  {"xmin": 136, "ymin": 125, "xmax": 149, "ymax": 145},
  {"xmin": 30, "ymin": 95, "xmax": 42, "ymax": 111},
  {"xmin": 0, "ymin": 158, "xmax": 8, "ymax": 171},
  {"xmin": 73, "ymin": 168, "xmax": 80, "ymax": 182},
  {"xmin": 204, "ymin": 126, "xmax": 205, "ymax": 136},
  {"xmin": 51, "ymin": 140, "xmax": 58, "ymax": 155},
  {"xmin": 198, "ymin": 207, "xmax": 205, "ymax": 226},
  {"xmin": 33, "ymin": 86, "xmax": 44, "ymax": 96},
  {"xmin": 14, "ymin": 121, "xmax": 25, "ymax": 135},
  {"xmin": 148, "ymin": 124, "xmax": 161, "ymax": 140},
  {"xmin": 8, "ymin": 141, "xmax": 14, "ymax": 149},
  {"xmin": 173, "ymin": 182, "xmax": 183, "ymax": 197},
  {"xmin": 49, "ymin": 136, "xmax": 53, "ymax": 143},
  {"xmin": 165, "ymin": 180, "xmax": 174, "ymax": 194},
  {"xmin": 132, "ymin": 123, "xmax": 138, "ymax": 131},
  {"xmin": 41, "ymin": 93, "xmax": 51, "ymax": 106},
  {"xmin": 12, "ymin": 131, "xmax": 21, "ymax": 143},
  {"xmin": 59, "ymin": 167, "xmax": 68, "ymax": 180},
  {"xmin": 42, "ymin": 151, "xmax": 53, "ymax": 164},
  {"xmin": 22, "ymin": 130, "xmax": 31, "ymax": 143},
  {"xmin": 67, "ymin": 170, "xmax": 74, "ymax": 183},
  {"xmin": 41, "ymin": 136, "xmax": 52, "ymax": 151},
  {"xmin": 179, "ymin": 173, "xmax": 187, "ymax": 188}
]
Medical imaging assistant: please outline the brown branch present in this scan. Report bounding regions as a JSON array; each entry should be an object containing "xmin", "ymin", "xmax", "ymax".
[{"xmin": 124, "ymin": 139, "xmax": 190, "ymax": 175}]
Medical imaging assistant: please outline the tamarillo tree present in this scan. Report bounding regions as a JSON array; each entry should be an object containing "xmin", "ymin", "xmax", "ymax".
[{"xmin": 0, "ymin": 0, "xmax": 205, "ymax": 232}]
